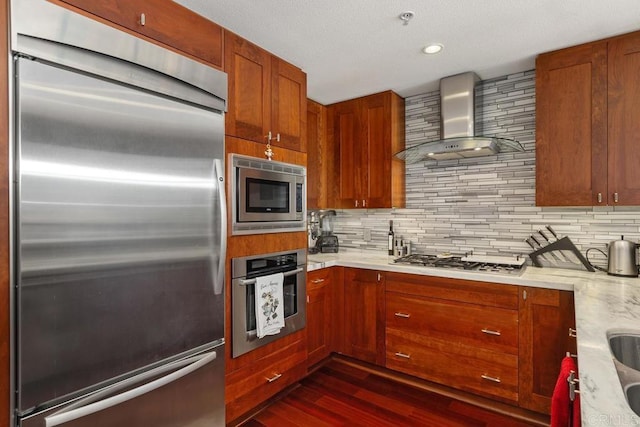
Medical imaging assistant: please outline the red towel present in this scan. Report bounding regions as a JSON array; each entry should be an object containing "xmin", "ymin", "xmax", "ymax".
[{"xmin": 551, "ymin": 356, "xmax": 581, "ymax": 427}]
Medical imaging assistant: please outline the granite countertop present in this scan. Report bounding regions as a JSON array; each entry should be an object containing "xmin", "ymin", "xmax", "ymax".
[{"xmin": 307, "ymin": 249, "xmax": 640, "ymax": 425}]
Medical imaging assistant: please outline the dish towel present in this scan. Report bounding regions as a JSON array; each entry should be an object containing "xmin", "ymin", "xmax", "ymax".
[
  {"xmin": 551, "ymin": 356, "xmax": 581, "ymax": 427},
  {"xmin": 255, "ymin": 272, "xmax": 285, "ymax": 339}
]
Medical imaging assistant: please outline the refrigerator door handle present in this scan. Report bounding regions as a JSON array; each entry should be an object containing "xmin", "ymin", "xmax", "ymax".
[
  {"xmin": 44, "ymin": 350, "xmax": 218, "ymax": 427},
  {"xmin": 213, "ymin": 158, "xmax": 227, "ymax": 295}
]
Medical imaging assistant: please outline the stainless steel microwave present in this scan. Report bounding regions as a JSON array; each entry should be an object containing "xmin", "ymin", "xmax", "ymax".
[{"xmin": 231, "ymin": 154, "xmax": 306, "ymax": 235}]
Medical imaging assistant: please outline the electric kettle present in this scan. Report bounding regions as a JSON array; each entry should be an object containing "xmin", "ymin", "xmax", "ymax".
[{"xmin": 606, "ymin": 236, "xmax": 639, "ymax": 277}]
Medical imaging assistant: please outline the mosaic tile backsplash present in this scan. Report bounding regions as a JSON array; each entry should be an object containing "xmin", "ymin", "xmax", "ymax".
[{"xmin": 321, "ymin": 70, "xmax": 640, "ymax": 268}]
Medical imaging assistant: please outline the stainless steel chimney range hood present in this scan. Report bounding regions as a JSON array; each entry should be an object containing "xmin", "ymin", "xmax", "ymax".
[{"xmin": 396, "ymin": 72, "xmax": 524, "ymax": 163}]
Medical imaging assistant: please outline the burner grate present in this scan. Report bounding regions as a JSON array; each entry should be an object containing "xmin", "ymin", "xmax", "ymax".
[{"xmin": 393, "ymin": 253, "xmax": 525, "ymax": 275}]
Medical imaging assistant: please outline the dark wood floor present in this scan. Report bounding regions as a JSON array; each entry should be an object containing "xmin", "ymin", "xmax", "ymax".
[{"xmin": 241, "ymin": 359, "xmax": 546, "ymax": 427}]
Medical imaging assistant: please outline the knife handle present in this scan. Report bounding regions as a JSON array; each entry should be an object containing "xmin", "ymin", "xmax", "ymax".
[
  {"xmin": 530, "ymin": 234, "xmax": 542, "ymax": 246},
  {"xmin": 525, "ymin": 238, "xmax": 536, "ymax": 250},
  {"xmin": 538, "ymin": 229, "xmax": 550, "ymax": 242}
]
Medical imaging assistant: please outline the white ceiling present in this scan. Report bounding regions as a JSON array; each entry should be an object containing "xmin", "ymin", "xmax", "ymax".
[{"xmin": 174, "ymin": 0, "xmax": 640, "ymax": 105}]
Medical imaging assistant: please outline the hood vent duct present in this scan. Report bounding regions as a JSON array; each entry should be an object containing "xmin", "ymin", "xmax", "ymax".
[{"xmin": 396, "ymin": 72, "xmax": 524, "ymax": 163}]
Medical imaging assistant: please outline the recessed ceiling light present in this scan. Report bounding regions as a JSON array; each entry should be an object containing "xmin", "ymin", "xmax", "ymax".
[{"xmin": 422, "ymin": 44, "xmax": 444, "ymax": 55}]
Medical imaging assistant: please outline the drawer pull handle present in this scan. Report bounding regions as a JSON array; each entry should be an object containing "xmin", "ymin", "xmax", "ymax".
[
  {"xmin": 394, "ymin": 312, "xmax": 411, "ymax": 318},
  {"xmin": 140, "ymin": 13, "xmax": 146, "ymax": 26},
  {"xmin": 481, "ymin": 328, "xmax": 501, "ymax": 336},
  {"xmin": 266, "ymin": 373, "xmax": 282, "ymax": 383},
  {"xmin": 311, "ymin": 278, "xmax": 325, "ymax": 284},
  {"xmin": 394, "ymin": 352, "xmax": 411, "ymax": 359},
  {"xmin": 569, "ymin": 328, "xmax": 577, "ymax": 338},
  {"xmin": 481, "ymin": 374, "xmax": 501, "ymax": 383}
]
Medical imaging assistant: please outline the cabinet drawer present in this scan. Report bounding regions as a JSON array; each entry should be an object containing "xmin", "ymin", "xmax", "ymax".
[
  {"xmin": 386, "ymin": 292, "xmax": 518, "ymax": 354},
  {"xmin": 226, "ymin": 339, "xmax": 306, "ymax": 421},
  {"xmin": 307, "ymin": 268, "xmax": 332, "ymax": 288},
  {"xmin": 385, "ymin": 272, "xmax": 519, "ymax": 309},
  {"xmin": 386, "ymin": 329, "xmax": 518, "ymax": 403}
]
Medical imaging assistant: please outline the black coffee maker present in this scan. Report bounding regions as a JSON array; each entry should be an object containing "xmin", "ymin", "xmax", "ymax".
[{"xmin": 313, "ymin": 210, "xmax": 339, "ymax": 253}]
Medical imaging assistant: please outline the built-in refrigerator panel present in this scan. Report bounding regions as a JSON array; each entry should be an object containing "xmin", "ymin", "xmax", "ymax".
[{"xmin": 15, "ymin": 56, "xmax": 225, "ymax": 418}]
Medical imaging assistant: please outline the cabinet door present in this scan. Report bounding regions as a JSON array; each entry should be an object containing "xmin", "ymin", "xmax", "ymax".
[
  {"xmin": 361, "ymin": 93, "xmax": 388, "ymax": 208},
  {"xmin": 60, "ymin": 0, "xmax": 223, "ymax": 68},
  {"xmin": 306, "ymin": 269, "xmax": 332, "ymax": 367},
  {"xmin": 519, "ymin": 288, "xmax": 576, "ymax": 414},
  {"xmin": 271, "ymin": 58, "xmax": 307, "ymax": 152},
  {"xmin": 608, "ymin": 32, "xmax": 640, "ymax": 205},
  {"xmin": 224, "ymin": 31, "xmax": 271, "ymax": 144},
  {"xmin": 343, "ymin": 268, "xmax": 385, "ymax": 365},
  {"xmin": 330, "ymin": 100, "xmax": 361, "ymax": 208},
  {"xmin": 535, "ymin": 42, "xmax": 608, "ymax": 206},
  {"xmin": 307, "ymin": 100, "xmax": 327, "ymax": 209}
]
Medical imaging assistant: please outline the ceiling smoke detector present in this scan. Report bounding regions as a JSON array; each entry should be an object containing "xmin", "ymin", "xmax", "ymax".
[{"xmin": 399, "ymin": 11, "xmax": 414, "ymax": 26}]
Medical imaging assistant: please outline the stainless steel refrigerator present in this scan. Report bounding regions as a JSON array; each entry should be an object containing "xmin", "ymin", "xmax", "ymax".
[{"xmin": 11, "ymin": 2, "xmax": 227, "ymax": 426}]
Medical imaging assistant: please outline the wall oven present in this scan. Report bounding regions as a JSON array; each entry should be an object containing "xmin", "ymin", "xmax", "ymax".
[
  {"xmin": 231, "ymin": 249, "xmax": 306, "ymax": 358},
  {"xmin": 231, "ymin": 154, "xmax": 306, "ymax": 235}
]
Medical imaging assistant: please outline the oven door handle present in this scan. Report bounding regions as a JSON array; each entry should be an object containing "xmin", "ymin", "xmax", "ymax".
[{"xmin": 238, "ymin": 267, "xmax": 304, "ymax": 286}]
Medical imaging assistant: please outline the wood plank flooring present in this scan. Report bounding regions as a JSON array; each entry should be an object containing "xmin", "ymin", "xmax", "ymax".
[{"xmin": 241, "ymin": 359, "xmax": 547, "ymax": 426}]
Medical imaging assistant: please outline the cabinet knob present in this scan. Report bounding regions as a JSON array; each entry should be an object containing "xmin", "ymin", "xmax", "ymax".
[
  {"xmin": 139, "ymin": 13, "xmax": 146, "ymax": 26},
  {"xmin": 614, "ymin": 192, "xmax": 619, "ymax": 203}
]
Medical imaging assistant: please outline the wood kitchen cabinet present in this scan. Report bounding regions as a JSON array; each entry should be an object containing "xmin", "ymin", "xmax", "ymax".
[
  {"xmin": 342, "ymin": 268, "xmax": 385, "ymax": 365},
  {"xmin": 306, "ymin": 268, "xmax": 334, "ymax": 368},
  {"xmin": 518, "ymin": 287, "xmax": 576, "ymax": 414},
  {"xmin": 225, "ymin": 338, "xmax": 307, "ymax": 423},
  {"xmin": 56, "ymin": 0, "xmax": 224, "ymax": 68},
  {"xmin": 225, "ymin": 31, "xmax": 307, "ymax": 154},
  {"xmin": 327, "ymin": 91, "xmax": 405, "ymax": 209},
  {"xmin": 536, "ymin": 29, "xmax": 640, "ymax": 206},
  {"xmin": 307, "ymin": 99, "xmax": 328, "ymax": 209},
  {"xmin": 385, "ymin": 273, "xmax": 520, "ymax": 404}
]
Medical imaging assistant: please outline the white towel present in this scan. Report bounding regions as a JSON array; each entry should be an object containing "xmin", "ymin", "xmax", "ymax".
[{"xmin": 255, "ymin": 272, "xmax": 285, "ymax": 338}]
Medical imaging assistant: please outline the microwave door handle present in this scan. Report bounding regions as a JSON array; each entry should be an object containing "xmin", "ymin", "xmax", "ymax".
[
  {"xmin": 45, "ymin": 350, "xmax": 217, "ymax": 427},
  {"xmin": 212, "ymin": 159, "xmax": 227, "ymax": 295},
  {"xmin": 238, "ymin": 267, "xmax": 304, "ymax": 286}
]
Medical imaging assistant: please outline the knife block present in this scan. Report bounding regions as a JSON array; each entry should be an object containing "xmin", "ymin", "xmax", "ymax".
[{"xmin": 528, "ymin": 236, "xmax": 595, "ymax": 272}]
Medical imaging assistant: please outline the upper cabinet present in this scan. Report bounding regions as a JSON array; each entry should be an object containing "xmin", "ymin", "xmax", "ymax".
[
  {"xmin": 307, "ymin": 100, "xmax": 328, "ymax": 209},
  {"xmin": 536, "ymin": 30, "xmax": 640, "ymax": 206},
  {"xmin": 607, "ymin": 32, "xmax": 640, "ymax": 205},
  {"xmin": 58, "ymin": 0, "xmax": 223, "ymax": 68},
  {"xmin": 327, "ymin": 91, "xmax": 405, "ymax": 209},
  {"xmin": 225, "ymin": 31, "xmax": 307, "ymax": 154}
]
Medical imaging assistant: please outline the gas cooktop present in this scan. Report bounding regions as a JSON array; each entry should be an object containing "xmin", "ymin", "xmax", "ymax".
[{"xmin": 392, "ymin": 253, "xmax": 527, "ymax": 276}]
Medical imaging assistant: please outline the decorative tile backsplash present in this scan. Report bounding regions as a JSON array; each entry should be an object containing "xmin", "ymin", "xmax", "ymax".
[{"xmin": 325, "ymin": 70, "xmax": 640, "ymax": 267}]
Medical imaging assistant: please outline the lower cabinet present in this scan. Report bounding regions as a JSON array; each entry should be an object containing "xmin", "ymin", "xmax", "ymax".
[
  {"xmin": 518, "ymin": 286, "xmax": 577, "ymax": 414},
  {"xmin": 225, "ymin": 338, "xmax": 306, "ymax": 423},
  {"xmin": 384, "ymin": 272, "xmax": 520, "ymax": 404},
  {"xmin": 228, "ymin": 267, "xmax": 575, "ymax": 420},
  {"xmin": 306, "ymin": 268, "xmax": 334, "ymax": 367},
  {"xmin": 342, "ymin": 268, "xmax": 386, "ymax": 366}
]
